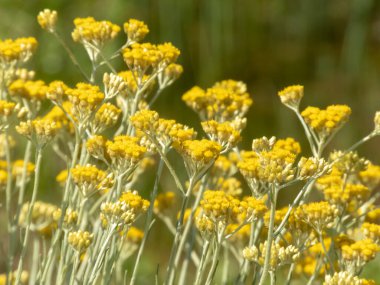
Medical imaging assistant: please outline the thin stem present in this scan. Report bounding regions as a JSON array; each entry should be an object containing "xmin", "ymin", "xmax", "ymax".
[
  {"xmin": 194, "ymin": 240, "xmax": 210, "ymax": 285},
  {"xmin": 52, "ymin": 31, "xmax": 90, "ymax": 82},
  {"xmin": 294, "ymin": 109, "xmax": 318, "ymax": 157},
  {"xmin": 69, "ymin": 253, "xmax": 80, "ymax": 285},
  {"xmin": 129, "ymin": 159, "xmax": 164, "ymax": 285},
  {"xmin": 165, "ymin": 177, "xmax": 195, "ymax": 285},
  {"xmin": 205, "ymin": 229, "xmax": 225, "ymax": 285},
  {"xmin": 258, "ymin": 186, "xmax": 279, "ymax": 285},
  {"xmin": 285, "ymin": 263, "xmax": 295, "ymax": 285},
  {"xmin": 15, "ymin": 149, "xmax": 43, "ymax": 285}
]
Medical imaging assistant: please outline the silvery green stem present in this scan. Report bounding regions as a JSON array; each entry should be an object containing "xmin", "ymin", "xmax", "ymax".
[
  {"xmin": 194, "ymin": 240, "xmax": 210, "ymax": 285},
  {"xmin": 130, "ymin": 159, "xmax": 164, "ymax": 285},
  {"xmin": 258, "ymin": 186, "xmax": 279, "ymax": 285},
  {"xmin": 15, "ymin": 149, "xmax": 43, "ymax": 285}
]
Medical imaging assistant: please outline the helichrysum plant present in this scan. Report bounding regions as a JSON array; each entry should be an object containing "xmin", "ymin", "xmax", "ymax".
[{"xmin": 0, "ymin": 8, "xmax": 379, "ymax": 285}]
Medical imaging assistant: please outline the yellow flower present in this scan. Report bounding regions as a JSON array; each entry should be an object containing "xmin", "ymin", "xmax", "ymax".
[
  {"xmin": 105, "ymin": 135, "xmax": 147, "ymax": 173},
  {"xmin": 175, "ymin": 139, "xmax": 221, "ymax": 177},
  {"xmin": 301, "ymin": 105, "xmax": 351, "ymax": 139},
  {"xmin": 359, "ymin": 162, "xmax": 380, "ymax": 190},
  {"xmin": 201, "ymin": 120, "xmax": 242, "ymax": 151},
  {"xmin": 341, "ymin": 239, "xmax": 380, "ymax": 272},
  {"xmin": 294, "ymin": 201, "xmax": 338, "ymax": 232},
  {"xmin": 72, "ymin": 17, "xmax": 120, "ymax": 61},
  {"xmin": 92, "ymin": 103, "xmax": 121, "ymax": 133},
  {"xmin": 68, "ymin": 230, "xmax": 93, "ymax": 252},
  {"xmin": 182, "ymin": 80, "xmax": 252, "ymax": 122},
  {"xmin": 16, "ymin": 118, "xmax": 59, "ymax": 146},
  {"xmin": 362, "ymin": 223, "xmax": 380, "ymax": 243},
  {"xmin": 71, "ymin": 164, "xmax": 107, "ymax": 196},
  {"xmin": 278, "ymin": 85, "xmax": 304, "ymax": 109},
  {"xmin": 37, "ymin": 9, "xmax": 58, "ymax": 32},
  {"xmin": 126, "ymin": 226, "xmax": 144, "ymax": 244},
  {"xmin": 123, "ymin": 19, "xmax": 149, "ymax": 43},
  {"xmin": 9, "ymin": 79, "xmax": 48, "ymax": 101},
  {"xmin": 0, "ymin": 100, "xmax": 16, "ymax": 117},
  {"xmin": 0, "ymin": 37, "xmax": 37, "ymax": 65}
]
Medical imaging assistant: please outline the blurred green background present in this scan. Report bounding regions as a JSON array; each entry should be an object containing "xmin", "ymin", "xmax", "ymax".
[{"xmin": 1, "ymin": 0, "xmax": 380, "ymax": 282}]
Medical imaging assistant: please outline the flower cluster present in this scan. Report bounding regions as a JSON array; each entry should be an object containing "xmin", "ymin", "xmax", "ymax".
[
  {"xmin": 182, "ymin": 80, "xmax": 253, "ymax": 122},
  {"xmin": 68, "ymin": 230, "xmax": 93, "ymax": 252},
  {"xmin": 301, "ymin": 105, "xmax": 351, "ymax": 139}
]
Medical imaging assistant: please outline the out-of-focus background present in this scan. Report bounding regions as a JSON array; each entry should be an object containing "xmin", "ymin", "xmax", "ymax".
[{"xmin": 1, "ymin": 0, "xmax": 380, "ymax": 282}]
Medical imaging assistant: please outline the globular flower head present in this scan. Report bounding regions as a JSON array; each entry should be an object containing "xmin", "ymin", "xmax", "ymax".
[
  {"xmin": 294, "ymin": 201, "xmax": 338, "ymax": 232},
  {"xmin": 37, "ymin": 9, "xmax": 58, "ymax": 32},
  {"xmin": 16, "ymin": 118, "xmax": 59, "ymax": 147},
  {"xmin": 71, "ymin": 164, "xmax": 107, "ymax": 196},
  {"xmin": 323, "ymin": 271, "xmax": 374, "ymax": 285},
  {"xmin": 86, "ymin": 135, "xmax": 108, "ymax": 161},
  {"xmin": 105, "ymin": 135, "xmax": 147, "ymax": 174},
  {"xmin": 123, "ymin": 19, "xmax": 149, "ymax": 43},
  {"xmin": 91, "ymin": 103, "xmax": 121, "ymax": 133},
  {"xmin": 251, "ymin": 136, "xmax": 276, "ymax": 153},
  {"xmin": 125, "ymin": 226, "xmax": 144, "ymax": 244},
  {"xmin": 301, "ymin": 105, "xmax": 351, "ymax": 140},
  {"xmin": 278, "ymin": 85, "xmax": 304, "ymax": 109},
  {"xmin": 0, "ymin": 37, "xmax": 37, "ymax": 66},
  {"xmin": 103, "ymin": 73, "xmax": 127, "ymax": 99},
  {"xmin": 175, "ymin": 139, "xmax": 221, "ymax": 178},
  {"xmin": 100, "ymin": 190, "xmax": 149, "ymax": 228},
  {"xmin": 359, "ymin": 162, "xmax": 380, "ymax": 190},
  {"xmin": 182, "ymin": 80, "xmax": 252, "ymax": 122},
  {"xmin": 46, "ymin": 80, "xmax": 68, "ymax": 103},
  {"xmin": 298, "ymin": 157, "xmax": 330, "ymax": 180},
  {"xmin": 243, "ymin": 241, "xmax": 300, "ymax": 271},
  {"xmin": 72, "ymin": 17, "xmax": 120, "ymax": 61},
  {"xmin": 330, "ymin": 151, "xmax": 369, "ymax": 175},
  {"xmin": 68, "ymin": 230, "xmax": 93, "ymax": 252},
  {"xmin": 0, "ymin": 100, "xmax": 16, "ymax": 117},
  {"xmin": 159, "ymin": 63, "xmax": 183, "ymax": 88},
  {"xmin": 201, "ymin": 120, "xmax": 242, "ymax": 152},
  {"xmin": 9, "ymin": 79, "xmax": 48, "ymax": 101},
  {"xmin": 341, "ymin": 239, "xmax": 380, "ymax": 273}
]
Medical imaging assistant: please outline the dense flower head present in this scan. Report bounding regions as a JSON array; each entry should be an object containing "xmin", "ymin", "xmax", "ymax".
[
  {"xmin": 341, "ymin": 239, "xmax": 380, "ymax": 272},
  {"xmin": 71, "ymin": 164, "xmax": 107, "ymax": 196},
  {"xmin": 66, "ymin": 83, "xmax": 104, "ymax": 121},
  {"xmin": 0, "ymin": 100, "xmax": 16, "ymax": 117},
  {"xmin": 215, "ymin": 177, "xmax": 242, "ymax": 197},
  {"xmin": 298, "ymin": 156, "xmax": 330, "ymax": 180},
  {"xmin": 68, "ymin": 230, "xmax": 93, "ymax": 252},
  {"xmin": 105, "ymin": 135, "xmax": 147, "ymax": 172},
  {"xmin": 100, "ymin": 190, "xmax": 149, "ymax": 228},
  {"xmin": 175, "ymin": 139, "xmax": 221, "ymax": 177},
  {"xmin": 16, "ymin": 118, "xmax": 59, "ymax": 146},
  {"xmin": 117, "ymin": 70, "xmax": 153, "ymax": 95},
  {"xmin": 201, "ymin": 120, "xmax": 242, "ymax": 150},
  {"xmin": 362, "ymin": 223, "xmax": 380, "ymax": 243},
  {"xmin": 330, "ymin": 151, "xmax": 369, "ymax": 175},
  {"xmin": 154, "ymin": 192, "xmax": 176, "ymax": 213},
  {"xmin": 46, "ymin": 80, "xmax": 69, "ymax": 102},
  {"xmin": 238, "ymin": 147, "xmax": 296, "ymax": 196},
  {"xmin": 322, "ymin": 183, "xmax": 370, "ymax": 210},
  {"xmin": 182, "ymin": 80, "xmax": 252, "ymax": 122},
  {"xmin": 251, "ymin": 136, "xmax": 276, "ymax": 153},
  {"xmin": 277, "ymin": 85, "xmax": 304, "ymax": 108},
  {"xmin": 199, "ymin": 190, "xmax": 241, "ymax": 224},
  {"xmin": 72, "ymin": 17, "xmax": 120, "ymax": 46},
  {"xmin": 86, "ymin": 135, "xmax": 108, "ymax": 160},
  {"xmin": 323, "ymin": 271, "xmax": 375, "ymax": 285},
  {"xmin": 366, "ymin": 208, "xmax": 380, "ymax": 224},
  {"xmin": 43, "ymin": 102, "xmax": 74, "ymax": 133},
  {"xmin": 122, "ymin": 42, "xmax": 180, "ymax": 73},
  {"xmin": 0, "ymin": 37, "xmax": 37, "ymax": 65},
  {"xmin": 37, "ymin": 9, "xmax": 58, "ymax": 32},
  {"xmin": 211, "ymin": 155, "xmax": 236, "ymax": 176},
  {"xmin": 301, "ymin": 105, "xmax": 351, "ymax": 139},
  {"xmin": 294, "ymin": 201, "xmax": 338, "ymax": 232},
  {"xmin": 243, "ymin": 241, "xmax": 300, "ymax": 271},
  {"xmin": 239, "ymin": 196, "xmax": 267, "ymax": 222},
  {"xmin": 9, "ymin": 79, "xmax": 48, "ymax": 101},
  {"xmin": 123, "ymin": 19, "xmax": 149, "ymax": 43},
  {"xmin": 92, "ymin": 102, "xmax": 121, "ymax": 133},
  {"xmin": 273, "ymin": 137, "xmax": 301, "ymax": 156}
]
